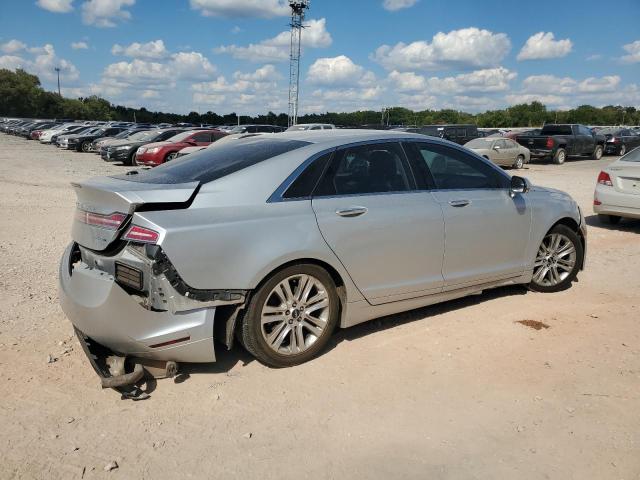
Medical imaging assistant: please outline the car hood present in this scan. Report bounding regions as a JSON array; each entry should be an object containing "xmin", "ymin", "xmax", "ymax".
[
  {"xmin": 140, "ymin": 140, "xmax": 175, "ymax": 149},
  {"xmin": 107, "ymin": 139, "xmax": 151, "ymax": 148},
  {"xmin": 529, "ymin": 184, "xmax": 572, "ymax": 200}
]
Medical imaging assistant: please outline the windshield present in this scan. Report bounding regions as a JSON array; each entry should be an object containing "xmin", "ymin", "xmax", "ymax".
[
  {"xmin": 230, "ymin": 126, "xmax": 247, "ymax": 134},
  {"xmin": 465, "ymin": 138, "xmax": 494, "ymax": 148},
  {"xmin": 129, "ymin": 130, "xmax": 161, "ymax": 141},
  {"xmin": 286, "ymin": 125, "xmax": 310, "ymax": 131},
  {"xmin": 166, "ymin": 131, "xmax": 196, "ymax": 142},
  {"xmin": 117, "ymin": 138, "xmax": 310, "ymax": 185}
]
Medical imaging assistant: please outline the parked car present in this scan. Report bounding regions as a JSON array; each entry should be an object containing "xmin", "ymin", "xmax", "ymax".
[
  {"xmin": 92, "ymin": 128, "xmax": 150, "ymax": 153},
  {"xmin": 286, "ymin": 124, "xmax": 336, "ymax": 131},
  {"xmin": 101, "ymin": 128, "xmax": 187, "ymax": 165},
  {"xmin": 55, "ymin": 126, "xmax": 96, "ymax": 147},
  {"xmin": 29, "ymin": 122, "xmax": 60, "ymax": 140},
  {"xmin": 40, "ymin": 123, "xmax": 83, "ymax": 144},
  {"xmin": 64, "ymin": 127, "xmax": 129, "ymax": 152},
  {"xmin": 594, "ymin": 147, "xmax": 640, "ymax": 224},
  {"xmin": 515, "ymin": 124, "xmax": 606, "ymax": 164},
  {"xmin": 59, "ymin": 130, "xmax": 586, "ymax": 394},
  {"xmin": 598, "ymin": 127, "xmax": 640, "ymax": 156},
  {"xmin": 229, "ymin": 124, "xmax": 285, "ymax": 134},
  {"xmin": 464, "ymin": 137, "xmax": 531, "ymax": 169},
  {"xmin": 396, "ymin": 124, "xmax": 480, "ymax": 145},
  {"xmin": 504, "ymin": 128, "xmax": 541, "ymax": 140},
  {"xmin": 134, "ymin": 129, "xmax": 227, "ymax": 166}
]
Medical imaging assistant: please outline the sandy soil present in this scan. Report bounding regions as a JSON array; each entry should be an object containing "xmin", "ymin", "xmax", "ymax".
[{"xmin": 0, "ymin": 134, "xmax": 639, "ymax": 480}]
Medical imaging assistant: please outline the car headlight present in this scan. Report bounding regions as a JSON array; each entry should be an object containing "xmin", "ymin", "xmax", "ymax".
[
  {"xmin": 115, "ymin": 145, "xmax": 131, "ymax": 151},
  {"xmin": 147, "ymin": 147, "xmax": 160, "ymax": 154}
]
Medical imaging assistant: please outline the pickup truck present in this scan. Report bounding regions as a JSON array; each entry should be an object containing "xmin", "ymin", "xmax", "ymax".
[{"xmin": 515, "ymin": 124, "xmax": 606, "ymax": 164}]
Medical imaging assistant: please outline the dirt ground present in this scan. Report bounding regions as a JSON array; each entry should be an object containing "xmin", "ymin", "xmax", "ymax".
[{"xmin": 0, "ymin": 133, "xmax": 638, "ymax": 480}]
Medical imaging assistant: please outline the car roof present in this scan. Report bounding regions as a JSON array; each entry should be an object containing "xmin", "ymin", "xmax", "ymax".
[{"xmin": 268, "ymin": 129, "xmax": 431, "ymax": 145}]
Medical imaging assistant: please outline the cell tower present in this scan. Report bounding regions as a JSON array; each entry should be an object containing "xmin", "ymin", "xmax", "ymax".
[{"xmin": 287, "ymin": 0, "xmax": 309, "ymax": 127}]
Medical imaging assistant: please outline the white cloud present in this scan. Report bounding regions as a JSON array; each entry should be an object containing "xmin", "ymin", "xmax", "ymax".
[
  {"xmin": 307, "ymin": 55, "xmax": 375, "ymax": 86},
  {"xmin": 1, "ymin": 39, "xmax": 27, "ymax": 54},
  {"xmin": 111, "ymin": 40, "xmax": 167, "ymax": 59},
  {"xmin": 191, "ymin": 65, "xmax": 286, "ymax": 113},
  {"xmin": 388, "ymin": 67, "xmax": 516, "ymax": 94},
  {"xmin": 620, "ymin": 40, "xmax": 640, "ymax": 64},
  {"xmin": 521, "ymin": 74, "xmax": 577, "ymax": 94},
  {"xmin": 71, "ymin": 41, "xmax": 89, "ymax": 50},
  {"xmin": 373, "ymin": 27, "xmax": 511, "ymax": 71},
  {"xmin": 215, "ymin": 18, "xmax": 332, "ymax": 62},
  {"xmin": 517, "ymin": 32, "xmax": 572, "ymax": 61},
  {"xmin": 505, "ymin": 94, "xmax": 566, "ymax": 106},
  {"xmin": 0, "ymin": 43, "xmax": 79, "ymax": 84},
  {"xmin": 382, "ymin": 0, "xmax": 417, "ymax": 11},
  {"xmin": 190, "ymin": 0, "xmax": 289, "ymax": 18},
  {"xmin": 170, "ymin": 51, "xmax": 216, "ymax": 80},
  {"xmin": 81, "ymin": 0, "xmax": 135, "ymax": 27},
  {"xmin": 36, "ymin": 0, "xmax": 74, "ymax": 13},
  {"xmin": 578, "ymin": 75, "xmax": 620, "ymax": 93}
]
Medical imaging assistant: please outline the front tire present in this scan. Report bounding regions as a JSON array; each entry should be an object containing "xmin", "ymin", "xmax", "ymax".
[
  {"xmin": 592, "ymin": 145, "xmax": 603, "ymax": 160},
  {"xmin": 529, "ymin": 225, "xmax": 583, "ymax": 293},
  {"xmin": 81, "ymin": 141, "xmax": 91, "ymax": 153},
  {"xmin": 165, "ymin": 151, "xmax": 178, "ymax": 163},
  {"xmin": 553, "ymin": 148, "xmax": 566, "ymax": 165},
  {"xmin": 618, "ymin": 145, "xmax": 626, "ymax": 156},
  {"xmin": 241, "ymin": 264, "xmax": 339, "ymax": 368}
]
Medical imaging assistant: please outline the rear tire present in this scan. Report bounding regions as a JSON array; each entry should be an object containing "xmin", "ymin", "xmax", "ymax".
[
  {"xmin": 552, "ymin": 148, "xmax": 566, "ymax": 165},
  {"xmin": 599, "ymin": 214, "xmax": 621, "ymax": 225},
  {"xmin": 619, "ymin": 145, "xmax": 626, "ymax": 156},
  {"xmin": 81, "ymin": 141, "xmax": 91, "ymax": 152},
  {"xmin": 126, "ymin": 150, "xmax": 137, "ymax": 166},
  {"xmin": 529, "ymin": 224, "xmax": 583, "ymax": 293},
  {"xmin": 592, "ymin": 145, "xmax": 603, "ymax": 160},
  {"xmin": 164, "ymin": 151, "xmax": 178, "ymax": 162},
  {"xmin": 241, "ymin": 264, "xmax": 339, "ymax": 368}
]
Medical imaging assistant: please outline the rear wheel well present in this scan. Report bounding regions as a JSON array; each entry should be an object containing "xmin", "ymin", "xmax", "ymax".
[{"xmin": 222, "ymin": 259, "xmax": 347, "ymax": 350}]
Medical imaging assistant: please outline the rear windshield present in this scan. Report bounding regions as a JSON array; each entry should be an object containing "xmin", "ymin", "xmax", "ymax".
[
  {"xmin": 465, "ymin": 138, "xmax": 494, "ymax": 148},
  {"xmin": 622, "ymin": 148, "xmax": 640, "ymax": 162},
  {"xmin": 117, "ymin": 138, "xmax": 311, "ymax": 184},
  {"xmin": 541, "ymin": 125, "xmax": 572, "ymax": 135}
]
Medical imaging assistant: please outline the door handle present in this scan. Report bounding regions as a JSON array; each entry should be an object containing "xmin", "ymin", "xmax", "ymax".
[
  {"xmin": 448, "ymin": 199, "xmax": 471, "ymax": 207},
  {"xmin": 335, "ymin": 206, "xmax": 368, "ymax": 217}
]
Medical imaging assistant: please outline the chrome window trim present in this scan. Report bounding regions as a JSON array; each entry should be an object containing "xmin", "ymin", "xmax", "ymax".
[{"xmin": 267, "ymin": 136, "xmax": 512, "ymax": 203}]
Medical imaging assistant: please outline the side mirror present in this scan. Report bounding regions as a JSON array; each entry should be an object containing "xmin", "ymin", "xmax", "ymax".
[{"xmin": 510, "ymin": 175, "xmax": 530, "ymax": 196}]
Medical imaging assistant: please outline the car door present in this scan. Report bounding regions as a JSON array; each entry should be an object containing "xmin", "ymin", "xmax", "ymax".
[
  {"xmin": 311, "ymin": 141, "xmax": 445, "ymax": 304},
  {"xmin": 492, "ymin": 139, "xmax": 510, "ymax": 165},
  {"xmin": 404, "ymin": 141, "xmax": 532, "ymax": 289},
  {"xmin": 578, "ymin": 125, "xmax": 594, "ymax": 154}
]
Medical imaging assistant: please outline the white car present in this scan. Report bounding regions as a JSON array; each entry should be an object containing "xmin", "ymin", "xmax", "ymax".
[
  {"xmin": 286, "ymin": 123, "xmax": 335, "ymax": 131},
  {"xmin": 39, "ymin": 123, "xmax": 83, "ymax": 144},
  {"xmin": 594, "ymin": 147, "xmax": 640, "ymax": 224}
]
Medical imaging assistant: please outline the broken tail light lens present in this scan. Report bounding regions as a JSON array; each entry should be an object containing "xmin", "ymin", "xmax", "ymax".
[
  {"xmin": 122, "ymin": 225, "xmax": 159, "ymax": 244},
  {"xmin": 75, "ymin": 210, "xmax": 126, "ymax": 230}
]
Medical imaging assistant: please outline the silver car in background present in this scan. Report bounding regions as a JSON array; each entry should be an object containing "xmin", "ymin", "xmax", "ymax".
[
  {"xmin": 59, "ymin": 130, "xmax": 586, "ymax": 387},
  {"xmin": 464, "ymin": 137, "xmax": 531, "ymax": 169},
  {"xmin": 594, "ymin": 146, "xmax": 640, "ymax": 223}
]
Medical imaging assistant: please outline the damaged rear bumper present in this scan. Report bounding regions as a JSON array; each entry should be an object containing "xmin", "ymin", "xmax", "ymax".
[{"xmin": 59, "ymin": 243, "xmax": 246, "ymax": 364}]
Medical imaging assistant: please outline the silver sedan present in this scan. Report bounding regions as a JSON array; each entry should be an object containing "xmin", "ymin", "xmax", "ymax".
[
  {"xmin": 594, "ymin": 146, "xmax": 640, "ymax": 223},
  {"xmin": 465, "ymin": 137, "xmax": 531, "ymax": 169},
  {"xmin": 59, "ymin": 130, "xmax": 586, "ymax": 385}
]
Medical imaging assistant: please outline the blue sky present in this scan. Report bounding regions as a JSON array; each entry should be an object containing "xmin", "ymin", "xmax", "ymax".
[{"xmin": 1, "ymin": 0, "xmax": 639, "ymax": 115}]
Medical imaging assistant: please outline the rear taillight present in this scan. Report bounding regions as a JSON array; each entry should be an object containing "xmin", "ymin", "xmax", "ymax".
[
  {"xmin": 75, "ymin": 210, "xmax": 126, "ymax": 230},
  {"xmin": 122, "ymin": 225, "xmax": 159, "ymax": 244},
  {"xmin": 597, "ymin": 171, "xmax": 613, "ymax": 186},
  {"xmin": 545, "ymin": 137, "xmax": 554, "ymax": 148},
  {"xmin": 612, "ymin": 137, "xmax": 621, "ymax": 143}
]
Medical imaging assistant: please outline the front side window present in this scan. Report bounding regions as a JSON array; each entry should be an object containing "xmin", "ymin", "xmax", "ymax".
[
  {"xmin": 404, "ymin": 142, "xmax": 508, "ymax": 190},
  {"xmin": 314, "ymin": 142, "xmax": 412, "ymax": 196},
  {"xmin": 192, "ymin": 132, "xmax": 211, "ymax": 142}
]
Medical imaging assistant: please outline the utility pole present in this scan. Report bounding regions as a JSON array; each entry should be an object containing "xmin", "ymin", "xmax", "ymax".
[
  {"xmin": 287, "ymin": 1, "xmax": 309, "ymax": 127},
  {"xmin": 54, "ymin": 67, "xmax": 61, "ymax": 96}
]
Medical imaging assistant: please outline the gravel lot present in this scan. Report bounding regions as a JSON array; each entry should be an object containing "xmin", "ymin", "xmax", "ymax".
[{"xmin": 1, "ymin": 134, "xmax": 639, "ymax": 480}]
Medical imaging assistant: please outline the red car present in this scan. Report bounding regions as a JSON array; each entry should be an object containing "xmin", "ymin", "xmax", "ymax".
[{"xmin": 134, "ymin": 129, "xmax": 227, "ymax": 166}]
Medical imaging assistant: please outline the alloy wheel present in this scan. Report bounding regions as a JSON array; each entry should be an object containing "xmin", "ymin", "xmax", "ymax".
[
  {"xmin": 514, "ymin": 155, "xmax": 524, "ymax": 169},
  {"xmin": 619, "ymin": 145, "xmax": 626, "ymax": 156},
  {"xmin": 260, "ymin": 274, "xmax": 330, "ymax": 355},
  {"xmin": 532, "ymin": 233, "xmax": 577, "ymax": 287}
]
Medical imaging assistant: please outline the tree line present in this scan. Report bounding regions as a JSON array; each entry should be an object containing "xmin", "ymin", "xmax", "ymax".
[{"xmin": 1, "ymin": 68, "xmax": 638, "ymax": 127}]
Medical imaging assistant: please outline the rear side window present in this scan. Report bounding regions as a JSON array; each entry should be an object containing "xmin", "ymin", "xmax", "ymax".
[
  {"xmin": 117, "ymin": 138, "xmax": 310, "ymax": 185},
  {"xmin": 314, "ymin": 142, "xmax": 412, "ymax": 196},
  {"xmin": 283, "ymin": 151, "xmax": 333, "ymax": 199}
]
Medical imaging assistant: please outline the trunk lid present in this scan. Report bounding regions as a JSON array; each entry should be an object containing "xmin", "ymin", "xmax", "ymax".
[
  {"xmin": 71, "ymin": 175, "xmax": 199, "ymax": 251},
  {"xmin": 609, "ymin": 162, "xmax": 640, "ymax": 196}
]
